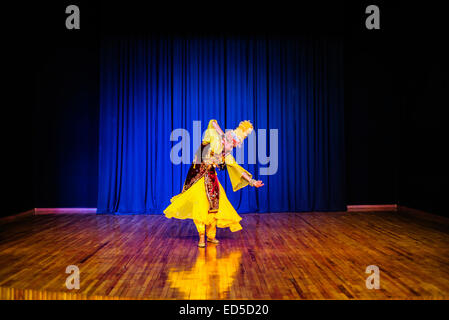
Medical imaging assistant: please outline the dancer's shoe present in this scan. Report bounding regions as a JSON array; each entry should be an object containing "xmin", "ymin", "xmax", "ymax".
[{"xmin": 207, "ymin": 238, "xmax": 219, "ymax": 244}]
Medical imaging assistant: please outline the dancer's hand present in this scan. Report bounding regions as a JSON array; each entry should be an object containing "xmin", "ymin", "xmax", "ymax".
[{"xmin": 253, "ymin": 180, "xmax": 264, "ymax": 188}]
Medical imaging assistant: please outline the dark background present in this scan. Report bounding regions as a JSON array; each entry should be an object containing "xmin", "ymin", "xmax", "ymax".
[{"xmin": 3, "ymin": 1, "xmax": 447, "ymax": 217}]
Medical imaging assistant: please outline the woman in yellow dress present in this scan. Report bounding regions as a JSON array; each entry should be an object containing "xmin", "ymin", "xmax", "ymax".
[{"xmin": 164, "ymin": 119, "xmax": 264, "ymax": 247}]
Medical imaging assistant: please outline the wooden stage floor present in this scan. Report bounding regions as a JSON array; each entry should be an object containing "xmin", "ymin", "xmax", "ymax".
[{"xmin": 1, "ymin": 210, "xmax": 449, "ymax": 299}]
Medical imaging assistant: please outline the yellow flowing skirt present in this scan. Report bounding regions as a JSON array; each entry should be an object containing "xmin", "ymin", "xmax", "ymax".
[{"xmin": 164, "ymin": 177, "xmax": 243, "ymax": 232}]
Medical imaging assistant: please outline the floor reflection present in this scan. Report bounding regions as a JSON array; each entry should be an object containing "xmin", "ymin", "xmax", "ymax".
[{"xmin": 166, "ymin": 245, "xmax": 242, "ymax": 299}]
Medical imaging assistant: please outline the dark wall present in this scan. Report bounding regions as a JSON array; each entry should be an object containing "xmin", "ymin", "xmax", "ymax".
[
  {"xmin": 3, "ymin": 76, "xmax": 34, "ymax": 216},
  {"xmin": 345, "ymin": 39, "xmax": 399, "ymax": 205},
  {"xmin": 33, "ymin": 2, "xmax": 99, "ymax": 208},
  {"xmin": 344, "ymin": 2, "xmax": 401, "ymax": 205},
  {"xmin": 34, "ymin": 46, "xmax": 99, "ymax": 207},
  {"xmin": 397, "ymin": 9, "xmax": 447, "ymax": 216},
  {"xmin": 344, "ymin": 3, "xmax": 447, "ymax": 216},
  {"xmin": 2, "ymin": 5, "xmax": 35, "ymax": 217}
]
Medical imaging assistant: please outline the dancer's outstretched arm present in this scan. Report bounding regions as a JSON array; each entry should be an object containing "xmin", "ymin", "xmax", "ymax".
[{"xmin": 225, "ymin": 154, "xmax": 264, "ymax": 191}]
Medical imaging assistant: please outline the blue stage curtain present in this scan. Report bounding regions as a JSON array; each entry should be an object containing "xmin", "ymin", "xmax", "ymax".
[{"xmin": 98, "ymin": 35, "xmax": 345, "ymax": 214}]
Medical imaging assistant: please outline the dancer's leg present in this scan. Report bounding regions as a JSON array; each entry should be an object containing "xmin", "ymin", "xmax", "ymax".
[
  {"xmin": 205, "ymin": 211, "xmax": 219, "ymax": 244},
  {"xmin": 206, "ymin": 218, "xmax": 217, "ymax": 240},
  {"xmin": 194, "ymin": 220, "xmax": 206, "ymax": 247}
]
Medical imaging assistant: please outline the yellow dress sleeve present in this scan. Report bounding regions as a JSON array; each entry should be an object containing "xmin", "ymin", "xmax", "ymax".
[{"xmin": 225, "ymin": 154, "xmax": 253, "ymax": 191}]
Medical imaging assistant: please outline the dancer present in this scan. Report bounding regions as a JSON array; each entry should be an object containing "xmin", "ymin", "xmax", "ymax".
[{"xmin": 164, "ymin": 119, "xmax": 263, "ymax": 247}]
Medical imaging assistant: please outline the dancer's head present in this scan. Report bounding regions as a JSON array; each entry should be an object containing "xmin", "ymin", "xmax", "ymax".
[{"xmin": 224, "ymin": 120, "xmax": 253, "ymax": 150}]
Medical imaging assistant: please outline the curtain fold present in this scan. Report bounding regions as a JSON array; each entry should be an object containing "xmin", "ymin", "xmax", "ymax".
[{"xmin": 98, "ymin": 35, "xmax": 345, "ymax": 214}]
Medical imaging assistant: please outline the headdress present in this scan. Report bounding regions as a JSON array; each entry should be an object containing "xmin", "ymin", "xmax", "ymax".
[{"xmin": 226, "ymin": 120, "xmax": 253, "ymax": 147}]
